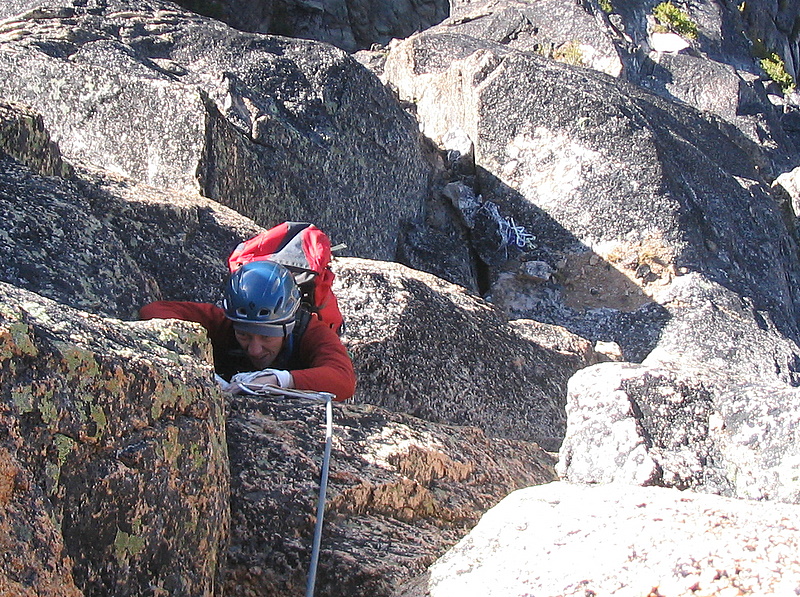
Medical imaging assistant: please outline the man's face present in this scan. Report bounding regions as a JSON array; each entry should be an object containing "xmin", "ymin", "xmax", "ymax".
[{"xmin": 234, "ymin": 330, "xmax": 285, "ymax": 369}]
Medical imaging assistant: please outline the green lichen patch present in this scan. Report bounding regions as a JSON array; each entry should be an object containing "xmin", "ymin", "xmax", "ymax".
[
  {"xmin": 90, "ymin": 404, "xmax": 108, "ymax": 435},
  {"xmin": 151, "ymin": 377, "xmax": 200, "ymax": 420},
  {"xmin": 653, "ymin": 2, "xmax": 698, "ymax": 40},
  {"xmin": 54, "ymin": 433, "xmax": 77, "ymax": 467},
  {"xmin": 39, "ymin": 393, "xmax": 60, "ymax": 427},
  {"xmin": 161, "ymin": 424, "xmax": 183, "ymax": 465},
  {"xmin": 11, "ymin": 384, "xmax": 34, "ymax": 413},
  {"xmin": 60, "ymin": 345, "xmax": 101, "ymax": 381},
  {"xmin": 9, "ymin": 322, "xmax": 39, "ymax": 357},
  {"xmin": 42, "ymin": 434, "xmax": 77, "ymax": 496},
  {"xmin": 45, "ymin": 461, "xmax": 61, "ymax": 495},
  {"xmin": 534, "ymin": 40, "xmax": 585, "ymax": 67},
  {"xmin": 0, "ymin": 321, "xmax": 39, "ymax": 360},
  {"xmin": 114, "ymin": 528, "xmax": 146, "ymax": 563},
  {"xmin": 553, "ymin": 40, "xmax": 585, "ymax": 67},
  {"xmin": 8, "ymin": 377, "xmax": 60, "ymax": 426},
  {"xmin": 189, "ymin": 441, "xmax": 207, "ymax": 471}
]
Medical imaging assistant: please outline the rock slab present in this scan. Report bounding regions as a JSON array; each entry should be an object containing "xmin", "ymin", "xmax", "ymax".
[
  {"xmin": 0, "ymin": 0, "xmax": 431, "ymax": 261},
  {"xmin": 225, "ymin": 394, "xmax": 557, "ymax": 597},
  {"xmin": 0, "ymin": 282, "xmax": 229, "ymax": 597},
  {"xmin": 401, "ymin": 482, "xmax": 800, "ymax": 597}
]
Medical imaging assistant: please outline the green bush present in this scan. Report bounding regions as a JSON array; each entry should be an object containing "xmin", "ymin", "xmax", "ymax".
[
  {"xmin": 760, "ymin": 52, "xmax": 795, "ymax": 92},
  {"xmin": 750, "ymin": 38, "xmax": 796, "ymax": 92},
  {"xmin": 599, "ymin": 0, "xmax": 613, "ymax": 13},
  {"xmin": 652, "ymin": 2, "xmax": 698, "ymax": 40}
]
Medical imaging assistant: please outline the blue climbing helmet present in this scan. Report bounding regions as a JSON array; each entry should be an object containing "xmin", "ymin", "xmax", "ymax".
[{"xmin": 223, "ymin": 261, "xmax": 301, "ymax": 337}]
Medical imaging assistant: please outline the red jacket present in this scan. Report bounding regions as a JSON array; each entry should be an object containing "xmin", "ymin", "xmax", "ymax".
[{"xmin": 139, "ymin": 301, "xmax": 356, "ymax": 401}]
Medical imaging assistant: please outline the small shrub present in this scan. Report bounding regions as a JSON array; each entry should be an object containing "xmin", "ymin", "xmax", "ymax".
[
  {"xmin": 750, "ymin": 38, "xmax": 796, "ymax": 92},
  {"xmin": 599, "ymin": 0, "xmax": 614, "ymax": 13},
  {"xmin": 652, "ymin": 2, "xmax": 698, "ymax": 40},
  {"xmin": 760, "ymin": 52, "xmax": 795, "ymax": 92}
]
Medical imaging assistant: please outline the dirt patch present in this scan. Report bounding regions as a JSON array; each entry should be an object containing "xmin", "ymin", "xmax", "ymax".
[{"xmin": 556, "ymin": 238, "xmax": 678, "ymax": 312}]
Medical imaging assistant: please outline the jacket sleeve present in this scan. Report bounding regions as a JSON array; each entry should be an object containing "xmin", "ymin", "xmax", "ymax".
[
  {"xmin": 290, "ymin": 319, "xmax": 356, "ymax": 401},
  {"xmin": 139, "ymin": 301, "xmax": 234, "ymax": 349}
]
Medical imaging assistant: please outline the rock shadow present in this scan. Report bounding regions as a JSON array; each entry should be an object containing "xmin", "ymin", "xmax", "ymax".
[
  {"xmin": 642, "ymin": 99, "xmax": 800, "ymax": 345},
  {"xmin": 448, "ymin": 88, "xmax": 800, "ymax": 361},
  {"xmin": 434, "ymin": 166, "xmax": 674, "ymax": 363}
]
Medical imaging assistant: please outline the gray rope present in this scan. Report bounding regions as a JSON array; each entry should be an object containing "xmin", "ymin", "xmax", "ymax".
[
  {"xmin": 231, "ymin": 382, "xmax": 335, "ymax": 597},
  {"xmin": 306, "ymin": 394, "xmax": 333, "ymax": 597}
]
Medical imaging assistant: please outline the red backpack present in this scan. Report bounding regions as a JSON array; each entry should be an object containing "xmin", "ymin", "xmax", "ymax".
[{"xmin": 228, "ymin": 222, "xmax": 344, "ymax": 333}]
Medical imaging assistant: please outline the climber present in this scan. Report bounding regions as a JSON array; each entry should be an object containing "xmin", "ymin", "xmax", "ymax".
[{"xmin": 139, "ymin": 260, "xmax": 356, "ymax": 401}]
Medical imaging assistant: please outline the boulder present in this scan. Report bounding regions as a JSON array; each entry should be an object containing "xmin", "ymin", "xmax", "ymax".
[
  {"xmin": 381, "ymin": 26, "xmax": 800, "ymax": 379},
  {"xmin": 639, "ymin": 48, "xmax": 794, "ymax": 173},
  {"xmin": 557, "ymin": 362, "xmax": 727, "ymax": 493},
  {"xmin": 0, "ymin": 99, "xmax": 262, "ymax": 317},
  {"xmin": 398, "ymin": 482, "xmax": 800, "ymax": 597},
  {"xmin": 225, "ymin": 394, "xmax": 556, "ymax": 596},
  {"xmin": 774, "ymin": 164, "xmax": 800, "ymax": 218},
  {"xmin": 0, "ymin": 282, "xmax": 229, "ymax": 597},
  {"xmin": 396, "ymin": 219, "xmax": 479, "ymax": 293},
  {"xmin": 170, "ymin": 0, "xmax": 450, "ymax": 52},
  {"xmin": 334, "ymin": 258, "xmax": 597, "ymax": 450},
  {"xmin": 558, "ymin": 356, "xmax": 800, "ymax": 504},
  {"xmin": 447, "ymin": 0, "xmax": 624, "ymax": 77},
  {"xmin": 72, "ymin": 166, "xmax": 264, "ymax": 308},
  {"xmin": 0, "ymin": 446, "xmax": 83, "ymax": 597},
  {"xmin": 0, "ymin": 0, "xmax": 431, "ymax": 261},
  {"xmin": 442, "ymin": 0, "xmax": 799, "ymax": 170},
  {"xmin": 557, "ymin": 273, "xmax": 800, "ymax": 503}
]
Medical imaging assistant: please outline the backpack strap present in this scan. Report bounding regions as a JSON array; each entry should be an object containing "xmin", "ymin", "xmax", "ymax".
[
  {"xmin": 272, "ymin": 308, "xmax": 312, "ymax": 370},
  {"xmin": 291, "ymin": 307, "xmax": 312, "ymax": 343}
]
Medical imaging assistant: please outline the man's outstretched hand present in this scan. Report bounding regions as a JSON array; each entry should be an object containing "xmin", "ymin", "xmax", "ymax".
[{"xmin": 216, "ymin": 369, "xmax": 293, "ymax": 394}]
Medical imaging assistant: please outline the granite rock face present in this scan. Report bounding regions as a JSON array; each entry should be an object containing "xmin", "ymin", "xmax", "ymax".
[
  {"xmin": 0, "ymin": 99, "xmax": 262, "ymax": 317},
  {"xmin": 5, "ymin": 2, "xmax": 800, "ymax": 595},
  {"xmin": 0, "ymin": 282, "xmax": 229, "ymax": 597},
  {"xmin": 172, "ymin": 0, "xmax": 450, "ymax": 52},
  {"xmin": 334, "ymin": 258, "xmax": 597, "ymax": 450},
  {"xmin": 443, "ymin": 0, "xmax": 799, "ymax": 168},
  {"xmin": 558, "ymin": 358, "xmax": 800, "ymax": 504},
  {"xmin": 0, "ymin": 98, "xmax": 567, "ymax": 595},
  {"xmin": 382, "ymin": 26, "xmax": 800, "ymax": 369},
  {"xmin": 447, "ymin": 0, "xmax": 624, "ymax": 76},
  {"xmin": 0, "ymin": 96, "xmax": 592, "ymax": 453},
  {"xmin": 0, "ymin": 446, "xmax": 83, "ymax": 597},
  {"xmin": 399, "ymin": 482, "xmax": 800, "ymax": 597},
  {"xmin": 0, "ymin": 0, "xmax": 431, "ymax": 261},
  {"xmin": 225, "ymin": 395, "xmax": 556, "ymax": 597},
  {"xmin": 556, "ymin": 273, "xmax": 800, "ymax": 503},
  {"xmin": 379, "ymin": 1, "xmax": 800, "ymax": 517}
]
